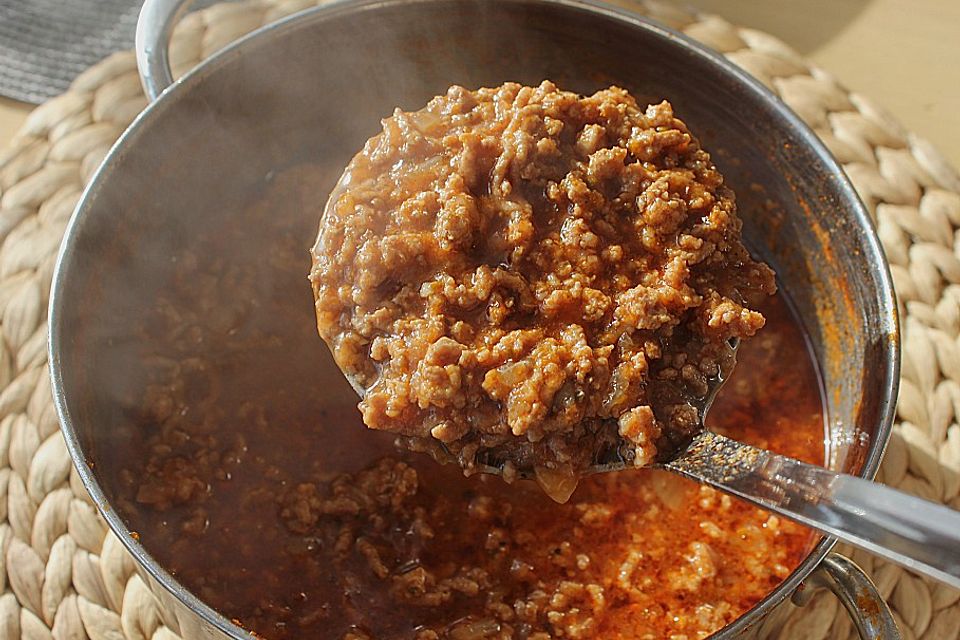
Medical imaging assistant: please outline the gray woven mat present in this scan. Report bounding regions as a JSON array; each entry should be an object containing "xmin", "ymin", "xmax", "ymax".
[{"xmin": 0, "ymin": 0, "xmax": 216, "ymax": 104}]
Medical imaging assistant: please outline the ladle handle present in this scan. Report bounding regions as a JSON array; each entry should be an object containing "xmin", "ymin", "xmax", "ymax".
[
  {"xmin": 666, "ymin": 430, "xmax": 960, "ymax": 590},
  {"xmin": 135, "ymin": 0, "xmax": 195, "ymax": 101}
]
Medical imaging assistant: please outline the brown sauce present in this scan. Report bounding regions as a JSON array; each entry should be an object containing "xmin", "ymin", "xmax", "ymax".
[{"xmin": 114, "ymin": 164, "xmax": 823, "ymax": 640}]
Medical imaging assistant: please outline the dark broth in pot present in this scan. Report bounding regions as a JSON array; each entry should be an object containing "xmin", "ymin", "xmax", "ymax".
[{"xmin": 111, "ymin": 164, "xmax": 823, "ymax": 639}]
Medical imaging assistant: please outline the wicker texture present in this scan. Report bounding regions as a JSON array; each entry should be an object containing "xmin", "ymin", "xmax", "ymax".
[{"xmin": 0, "ymin": 0, "xmax": 958, "ymax": 638}]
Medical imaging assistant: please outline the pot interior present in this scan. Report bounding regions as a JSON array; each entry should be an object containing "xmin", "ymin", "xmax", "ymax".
[{"xmin": 51, "ymin": 0, "xmax": 898, "ymax": 638}]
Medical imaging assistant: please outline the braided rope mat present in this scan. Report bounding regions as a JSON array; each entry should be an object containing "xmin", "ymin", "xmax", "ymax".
[{"xmin": 0, "ymin": 0, "xmax": 958, "ymax": 638}]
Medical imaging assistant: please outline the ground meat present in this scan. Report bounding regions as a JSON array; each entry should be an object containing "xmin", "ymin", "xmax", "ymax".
[
  {"xmin": 116, "ymin": 166, "xmax": 822, "ymax": 640},
  {"xmin": 309, "ymin": 82, "xmax": 775, "ymax": 484}
]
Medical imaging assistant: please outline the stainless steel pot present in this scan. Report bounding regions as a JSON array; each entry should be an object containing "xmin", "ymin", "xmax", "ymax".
[{"xmin": 49, "ymin": 0, "xmax": 902, "ymax": 638}]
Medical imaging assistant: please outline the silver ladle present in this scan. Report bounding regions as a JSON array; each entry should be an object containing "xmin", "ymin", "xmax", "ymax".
[{"xmin": 343, "ymin": 338, "xmax": 960, "ymax": 590}]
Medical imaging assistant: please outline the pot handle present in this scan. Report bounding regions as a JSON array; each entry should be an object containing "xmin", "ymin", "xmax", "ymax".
[
  {"xmin": 135, "ymin": 0, "xmax": 195, "ymax": 101},
  {"xmin": 792, "ymin": 553, "xmax": 902, "ymax": 640}
]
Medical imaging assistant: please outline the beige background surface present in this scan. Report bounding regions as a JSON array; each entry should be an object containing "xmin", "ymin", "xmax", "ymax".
[{"xmin": 0, "ymin": 0, "xmax": 958, "ymax": 167}]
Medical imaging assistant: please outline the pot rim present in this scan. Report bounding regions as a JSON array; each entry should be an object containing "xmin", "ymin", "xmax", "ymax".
[{"xmin": 48, "ymin": 0, "xmax": 901, "ymax": 638}]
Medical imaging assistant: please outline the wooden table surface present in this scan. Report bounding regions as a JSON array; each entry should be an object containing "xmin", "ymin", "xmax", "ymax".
[{"xmin": 0, "ymin": 0, "xmax": 957, "ymax": 167}]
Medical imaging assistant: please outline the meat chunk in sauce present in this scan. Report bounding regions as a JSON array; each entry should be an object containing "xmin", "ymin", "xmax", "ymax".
[{"xmin": 309, "ymin": 81, "xmax": 775, "ymax": 492}]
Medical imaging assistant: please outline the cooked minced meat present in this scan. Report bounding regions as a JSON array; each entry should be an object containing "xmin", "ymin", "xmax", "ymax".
[
  {"xmin": 310, "ymin": 81, "xmax": 775, "ymax": 484},
  {"xmin": 120, "ymin": 165, "xmax": 822, "ymax": 640}
]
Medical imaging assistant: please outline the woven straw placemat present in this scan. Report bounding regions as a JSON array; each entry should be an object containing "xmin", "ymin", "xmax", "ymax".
[{"xmin": 0, "ymin": 1, "xmax": 958, "ymax": 638}]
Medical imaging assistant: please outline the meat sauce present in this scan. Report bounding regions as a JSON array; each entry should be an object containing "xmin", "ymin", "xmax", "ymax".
[
  {"xmin": 116, "ymin": 165, "xmax": 823, "ymax": 640},
  {"xmin": 309, "ymin": 82, "xmax": 777, "ymax": 486}
]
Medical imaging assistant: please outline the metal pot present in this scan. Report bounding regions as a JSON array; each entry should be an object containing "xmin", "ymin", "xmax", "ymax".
[{"xmin": 48, "ymin": 0, "xmax": 901, "ymax": 638}]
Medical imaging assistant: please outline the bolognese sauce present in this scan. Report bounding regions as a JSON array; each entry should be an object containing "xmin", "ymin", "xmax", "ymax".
[{"xmin": 118, "ymin": 162, "xmax": 821, "ymax": 640}]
